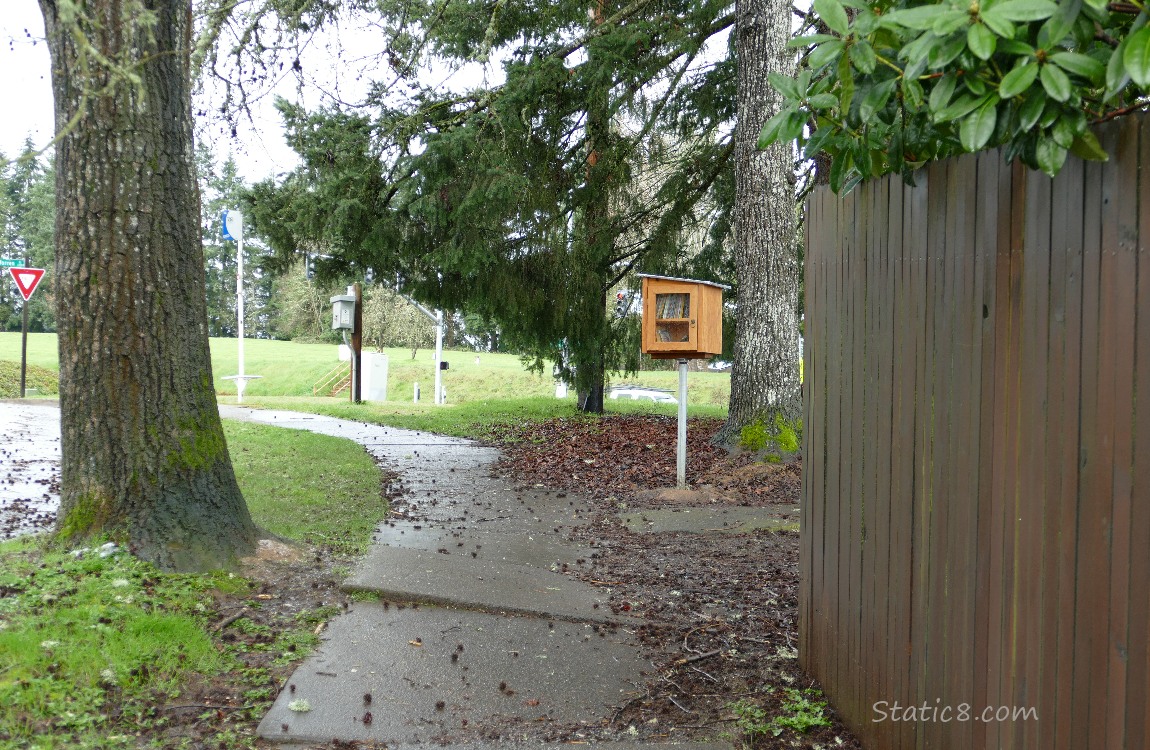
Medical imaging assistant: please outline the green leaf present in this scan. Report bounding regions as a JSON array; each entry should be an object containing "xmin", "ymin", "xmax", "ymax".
[
  {"xmin": 999, "ymin": 62, "xmax": 1039, "ymax": 99},
  {"xmin": 1052, "ymin": 116, "xmax": 1075, "ymax": 148},
  {"xmin": 900, "ymin": 32, "xmax": 938, "ymax": 66},
  {"xmin": 934, "ymin": 93, "xmax": 987, "ymax": 123},
  {"xmin": 850, "ymin": 39, "xmax": 878, "ymax": 73},
  {"xmin": 789, "ymin": 34, "xmax": 840, "ymax": 48},
  {"xmin": 1037, "ymin": 10, "xmax": 1074, "ymax": 48},
  {"xmin": 769, "ymin": 73, "xmax": 801, "ymax": 100},
  {"xmin": 808, "ymin": 93, "xmax": 839, "ymax": 108},
  {"xmin": 933, "ymin": 9, "xmax": 970, "ymax": 36},
  {"xmin": 1018, "ymin": 88, "xmax": 1046, "ymax": 132},
  {"xmin": 814, "ymin": 0, "xmax": 851, "ymax": 36},
  {"xmin": 929, "ymin": 34, "xmax": 968, "ymax": 69},
  {"xmin": 1106, "ymin": 35, "xmax": 1131, "ymax": 100},
  {"xmin": 829, "ymin": 151, "xmax": 854, "ymax": 193},
  {"xmin": 929, "ymin": 74, "xmax": 958, "ymax": 113},
  {"xmin": 1039, "ymin": 64, "xmax": 1072, "ymax": 101},
  {"xmin": 808, "ymin": 40, "xmax": 845, "ymax": 69},
  {"xmin": 902, "ymin": 76, "xmax": 926, "ymax": 108},
  {"xmin": 779, "ymin": 111, "xmax": 808, "ymax": 143},
  {"xmin": 860, "ymin": 79, "xmax": 898, "ymax": 122},
  {"xmin": 998, "ymin": 39, "xmax": 1036, "ymax": 56},
  {"xmin": 798, "ymin": 69, "xmax": 813, "ymax": 93},
  {"xmin": 758, "ymin": 110, "xmax": 790, "ymax": 148},
  {"xmin": 1036, "ymin": 137, "xmax": 1067, "ymax": 177},
  {"xmin": 968, "ymin": 23, "xmax": 997, "ymax": 60},
  {"xmin": 838, "ymin": 53, "xmax": 856, "ymax": 117},
  {"xmin": 1069, "ymin": 131, "xmax": 1110, "ymax": 162},
  {"xmin": 994, "ymin": 0, "xmax": 1059, "ymax": 22},
  {"xmin": 854, "ymin": 10, "xmax": 880, "ymax": 35},
  {"xmin": 885, "ymin": 6, "xmax": 946, "ymax": 30},
  {"xmin": 1050, "ymin": 52, "xmax": 1105, "ymax": 84},
  {"xmin": 1123, "ymin": 26, "xmax": 1150, "ymax": 88},
  {"xmin": 960, "ymin": 98, "xmax": 999, "ymax": 151},
  {"xmin": 979, "ymin": 7, "xmax": 1017, "ymax": 38}
]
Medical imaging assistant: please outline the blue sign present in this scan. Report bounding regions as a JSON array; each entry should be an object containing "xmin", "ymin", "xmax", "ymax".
[{"xmin": 222, "ymin": 210, "xmax": 243, "ymax": 242}]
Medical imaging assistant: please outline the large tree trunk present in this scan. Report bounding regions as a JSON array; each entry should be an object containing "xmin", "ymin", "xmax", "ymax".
[
  {"xmin": 40, "ymin": 0, "xmax": 260, "ymax": 571},
  {"xmin": 717, "ymin": 0, "xmax": 802, "ymax": 445}
]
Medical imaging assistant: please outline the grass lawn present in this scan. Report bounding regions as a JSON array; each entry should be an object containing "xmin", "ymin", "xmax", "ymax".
[
  {"xmin": 0, "ymin": 332, "xmax": 731, "ymax": 408},
  {"xmin": 0, "ymin": 420, "xmax": 386, "ymax": 749}
]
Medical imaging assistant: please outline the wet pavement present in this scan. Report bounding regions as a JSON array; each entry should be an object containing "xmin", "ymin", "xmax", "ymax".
[
  {"xmin": 2, "ymin": 403, "xmax": 732, "ymax": 749},
  {"xmin": 0, "ymin": 401, "xmax": 61, "ymax": 538}
]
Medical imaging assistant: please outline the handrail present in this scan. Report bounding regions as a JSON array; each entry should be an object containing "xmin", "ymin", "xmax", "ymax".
[{"xmin": 312, "ymin": 362, "xmax": 351, "ymax": 396}]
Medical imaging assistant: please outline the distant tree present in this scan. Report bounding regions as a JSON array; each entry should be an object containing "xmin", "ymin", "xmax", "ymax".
[
  {"xmin": 0, "ymin": 143, "xmax": 56, "ymax": 333},
  {"xmin": 39, "ymin": 0, "xmax": 260, "ymax": 571},
  {"xmin": 248, "ymin": 0, "xmax": 738, "ymax": 413},
  {"xmin": 361, "ymin": 288, "xmax": 435, "ymax": 358},
  {"xmin": 196, "ymin": 146, "xmax": 273, "ymax": 338}
]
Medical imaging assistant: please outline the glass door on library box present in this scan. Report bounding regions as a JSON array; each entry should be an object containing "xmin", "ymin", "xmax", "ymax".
[{"xmin": 646, "ymin": 280, "xmax": 696, "ymax": 352}]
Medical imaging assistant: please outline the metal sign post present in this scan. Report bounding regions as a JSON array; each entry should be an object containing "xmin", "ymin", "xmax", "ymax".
[
  {"xmin": 221, "ymin": 211, "xmax": 261, "ymax": 402},
  {"xmin": 5, "ymin": 260, "xmax": 45, "ymax": 399},
  {"xmin": 677, "ymin": 359, "xmax": 688, "ymax": 488}
]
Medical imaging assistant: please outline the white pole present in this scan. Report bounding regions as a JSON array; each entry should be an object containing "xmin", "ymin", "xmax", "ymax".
[
  {"xmin": 236, "ymin": 215, "xmax": 246, "ymax": 404},
  {"xmin": 677, "ymin": 359, "xmax": 688, "ymax": 488},
  {"xmin": 434, "ymin": 310, "xmax": 444, "ymax": 405}
]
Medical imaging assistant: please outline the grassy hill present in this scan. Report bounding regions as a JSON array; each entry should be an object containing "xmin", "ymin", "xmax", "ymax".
[
  {"xmin": 0, "ymin": 333, "xmax": 730, "ymax": 410},
  {"xmin": 0, "ymin": 360, "xmax": 59, "ymax": 398}
]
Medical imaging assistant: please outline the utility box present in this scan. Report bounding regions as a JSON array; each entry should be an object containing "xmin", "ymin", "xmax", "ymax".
[
  {"xmin": 638, "ymin": 274, "xmax": 728, "ymax": 359},
  {"xmin": 331, "ymin": 294, "xmax": 356, "ymax": 330},
  {"xmin": 361, "ymin": 352, "xmax": 389, "ymax": 402}
]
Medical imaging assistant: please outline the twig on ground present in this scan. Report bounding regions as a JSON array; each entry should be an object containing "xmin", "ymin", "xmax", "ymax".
[
  {"xmin": 211, "ymin": 608, "xmax": 250, "ymax": 633},
  {"xmin": 672, "ymin": 649, "xmax": 721, "ymax": 666},
  {"xmin": 163, "ymin": 703, "xmax": 254, "ymax": 713}
]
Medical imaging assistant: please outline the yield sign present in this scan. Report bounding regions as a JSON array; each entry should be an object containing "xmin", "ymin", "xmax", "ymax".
[{"xmin": 8, "ymin": 267, "xmax": 46, "ymax": 301}]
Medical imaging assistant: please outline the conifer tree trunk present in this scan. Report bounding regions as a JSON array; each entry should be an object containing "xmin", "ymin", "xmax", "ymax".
[
  {"xmin": 574, "ymin": 0, "xmax": 611, "ymax": 414},
  {"xmin": 718, "ymin": 0, "xmax": 802, "ymax": 444},
  {"xmin": 40, "ymin": 0, "xmax": 260, "ymax": 571}
]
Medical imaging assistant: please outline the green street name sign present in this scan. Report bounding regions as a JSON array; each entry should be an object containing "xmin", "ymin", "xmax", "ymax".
[{"xmin": 0, "ymin": 258, "xmax": 26, "ymax": 268}]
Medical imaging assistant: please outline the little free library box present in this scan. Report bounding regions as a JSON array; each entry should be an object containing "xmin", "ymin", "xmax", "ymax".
[{"xmin": 638, "ymin": 274, "xmax": 728, "ymax": 359}]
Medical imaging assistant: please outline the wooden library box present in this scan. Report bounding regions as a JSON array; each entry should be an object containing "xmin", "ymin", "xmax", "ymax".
[{"xmin": 639, "ymin": 274, "xmax": 727, "ymax": 359}]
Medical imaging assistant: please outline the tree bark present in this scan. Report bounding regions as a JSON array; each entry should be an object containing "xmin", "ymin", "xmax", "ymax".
[
  {"xmin": 40, "ymin": 0, "xmax": 260, "ymax": 571},
  {"xmin": 717, "ymin": 0, "xmax": 802, "ymax": 445}
]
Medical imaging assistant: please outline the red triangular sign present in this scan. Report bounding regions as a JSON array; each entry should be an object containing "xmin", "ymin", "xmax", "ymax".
[{"xmin": 9, "ymin": 267, "xmax": 46, "ymax": 301}]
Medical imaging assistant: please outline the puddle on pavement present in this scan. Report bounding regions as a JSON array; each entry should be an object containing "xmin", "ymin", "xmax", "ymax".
[{"xmin": 1, "ymin": 403, "xmax": 62, "ymax": 538}]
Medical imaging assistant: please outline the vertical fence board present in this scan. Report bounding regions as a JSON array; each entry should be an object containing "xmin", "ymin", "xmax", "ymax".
[
  {"xmin": 1016, "ymin": 162, "xmax": 1051, "ymax": 750},
  {"xmin": 1051, "ymin": 150, "xmax": 1085, "ymax": 750},
  {"xmin": 1043, "ymin": 150, "xmax": 1079, "ymax": 750},
  {"xmin": 948, "ymin": 153, "xmax": 979, "ymax": 750},
  {"xmin": 886, "ymin": 175, "xmax": 917, "ymax": 750},
  {"xmin": 1071, "ymin": 153, "xmax": 1106, "ymax": 750},
  {"xmin": 1105, "ymin": 117, "xmax": 1139, "ymax": 750},
  {"xmin": 972, "ymin": 150, "xmax": 1004, "ymax": 750}
]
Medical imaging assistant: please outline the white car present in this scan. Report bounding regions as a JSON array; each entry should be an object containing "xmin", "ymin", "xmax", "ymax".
[{"xmin": 607, "ymin": 386, "xmax": 678, "ymax": 404}]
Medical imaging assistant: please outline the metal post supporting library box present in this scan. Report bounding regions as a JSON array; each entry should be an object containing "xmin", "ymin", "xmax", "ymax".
[{"xmin": 638, "ymin": 274, "xmax": 729, "ymax": 487}]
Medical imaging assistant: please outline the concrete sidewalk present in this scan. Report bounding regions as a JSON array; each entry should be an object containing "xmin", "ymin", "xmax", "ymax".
[{"xmin": 220, "ymin": 408, "xmax": 727, "ymax": 749}]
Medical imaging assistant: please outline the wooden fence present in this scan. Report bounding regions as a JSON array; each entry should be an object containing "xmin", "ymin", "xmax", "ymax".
[{"xmin": 800, "ymin": 114, "xmax": 1149, "ymax": 750}]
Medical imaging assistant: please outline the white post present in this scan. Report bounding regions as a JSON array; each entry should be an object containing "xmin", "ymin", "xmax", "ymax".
[
  {"xmin": 677, "ymin": 359, "xmax": 688, "ymax": 488},
  {"xmin": 434, "ymin": 309, "xmax": 444, "ymax": 405},
  {"xmin": 236, "ymin": 221, "xmax": 246, "ymax": 404}
]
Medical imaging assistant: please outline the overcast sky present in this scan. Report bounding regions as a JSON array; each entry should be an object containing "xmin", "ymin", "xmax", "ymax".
[{"xmin": 1, "ymin": 3, "xmax": 501, "ymax": 183}]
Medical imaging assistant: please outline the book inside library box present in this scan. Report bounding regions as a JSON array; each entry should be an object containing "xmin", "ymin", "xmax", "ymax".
[{"xmin": 639, "ymin": 275, "xmax": 726, "ymax": 358}]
